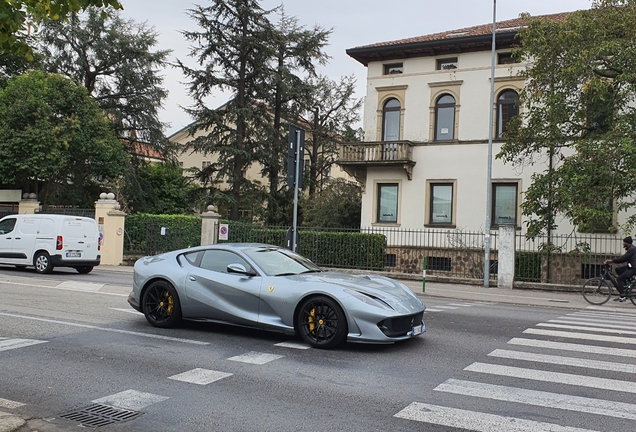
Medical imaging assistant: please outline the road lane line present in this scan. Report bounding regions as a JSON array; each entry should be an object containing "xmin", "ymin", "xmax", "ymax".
[
  {"xmin": 433, "ymin": 306, "xmax": 459, "ymax": 310},
  {"xmin": 583, "ymin": 306, "xmax": 636, "ymax": 315},
  {"xmin": 92, "ymin": 390, "xmax": 168, "ymax": 411},
  {"xmin": 274, "ymin": 341, "xmax": 310, "ymax": 350},
  {"xmin": 435, "ymin": 379, "xmax": 636, "ymax": 420},
  {"xmin": 487, "ymin": 349, "xmax": 636, "ymax": 373},
  {"xmin": 447, "ymin": 303, "xmax": 475, "ymax": 307},
  {"xmin": 168, "ymin": 368, "xmax": 233, "ymax": 385},
  {"xmin": 0, "ymin": 398, "xmax": 25, "ymax": 409},
  {"xmin": 549, "ymin": 318, "xmax": 636, "ymax": 330},
  {"xmin": 523, "ymin": 328, "xmax": 636, "ymax": 345},
  {"xmin": 0, "ymin": 312, "xmax": 208, "ymax": 345},
  {"xmin": 0, "ymin": 280, "xmax": 127, "ymax": 297},
  {"xmin": 507, "ymin": 338, "xmax": 636, "ymax": 358},
  {"xmin": 227, "ymin": 351, "xmax": 283, "ymax": 365},
  {"xmin": 424, "ymin": 308, "xmax": 444, "ymax": 312},
  {"xmin": 0, "ymin": 338, "xmax": 47, "ymax": 352},
  {"xmin": 572, "ymin": 311, "xmax": 636, "ymax": 320},
  {"xmin": 394, "ymin": 402, "xmax": 598, "ymax": 431},
  {"xmin": 536, "ymin": 322, "xmax": 636, "ymax": 335},
  {"xmin": 465, "ymin": 362, "xmax": 636, "ymax": 394},
  {"xmin": 110, "ymin": 308, "xmax": 143, "ymax": 316}
]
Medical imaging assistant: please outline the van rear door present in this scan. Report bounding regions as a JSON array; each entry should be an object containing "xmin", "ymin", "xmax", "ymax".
[{"xmin": 60, "ymin": 217, "xmax": 99, "ymax": 261}]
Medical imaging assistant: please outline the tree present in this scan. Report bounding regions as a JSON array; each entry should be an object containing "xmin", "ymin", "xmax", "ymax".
[
  {"xmin": 0, "ymin": 70, "xmax": 128, "ymax": 206},
  {"xmin": 497, "ymin": 0, "xmax": 636, "ymax": 238},
  {"xmin": 0, "ymin": 0, "xmax": 121, "ymax": 57},
  {"xmin": 303, "ymin": 178, "xmax": 361, "ymax": 228},
  {"xmin": 303, "ymin": 74, "xmax": 362, "ymax": 198},
  {"xmin": 37, "ymin": 7, "xmax": 171, "ymax": 150},
  {"xmin": 178, "ymin": 0, "xmax": 274, "ymax": 220},
  {"xmin": 257, "ymin": 10, "xmax": 331, "ymax": 224}
]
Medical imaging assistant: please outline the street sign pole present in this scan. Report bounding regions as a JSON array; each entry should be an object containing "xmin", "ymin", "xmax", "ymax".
[{"xmin": 291, "ymin": 130, "xmax": 301, "ymax": 253}]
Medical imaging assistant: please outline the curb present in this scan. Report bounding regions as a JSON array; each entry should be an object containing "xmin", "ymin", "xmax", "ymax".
[{"xmin": 0, "ymin": 411, "xmax": 25, "ymax": 432}]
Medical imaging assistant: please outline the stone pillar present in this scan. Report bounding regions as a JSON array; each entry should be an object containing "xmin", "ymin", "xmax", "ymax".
[
  {"xmin": 95, "ymin": 193, "xmax": 126, "ymax": 266},
  {"xmin": 200, "ymin": 205, "xmax": 221, "ymax": 245},
  {"xmin": 497, "ymin": 224, "xmax": 516, "ymax": 289},
  {"xmin": 18, "ymin": 193, "xmax": 41, "ymax": 214}
]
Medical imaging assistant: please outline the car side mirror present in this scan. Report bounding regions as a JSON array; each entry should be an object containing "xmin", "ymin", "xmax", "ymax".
[{"xmin": 227, "ymin": 263, "xmax": 256, "ymax": 276}]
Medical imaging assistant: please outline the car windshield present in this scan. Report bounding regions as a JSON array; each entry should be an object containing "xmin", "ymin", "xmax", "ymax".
[{"xmin": 243, "ymin": 247, "xmax": 322, "ymax": 276}]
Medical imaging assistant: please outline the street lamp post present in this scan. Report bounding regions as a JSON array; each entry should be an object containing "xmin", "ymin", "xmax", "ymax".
[{"xmin": 484, "ymin": 0, "xmax": 497, "ymax": 287}]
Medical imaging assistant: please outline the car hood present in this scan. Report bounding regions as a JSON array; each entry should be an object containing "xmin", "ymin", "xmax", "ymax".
[{"xmin": 296, "ymin": 271, "xmax": 418, "ymax": 303}]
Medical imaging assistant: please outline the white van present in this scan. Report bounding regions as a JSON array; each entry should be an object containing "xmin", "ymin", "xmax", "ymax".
[{"xmin": 0, "ymin": 214, "xmax": 100, "ymax": 274}]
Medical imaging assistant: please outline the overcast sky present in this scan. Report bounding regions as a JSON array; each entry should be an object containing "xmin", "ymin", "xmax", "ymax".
[{"xmin": 117, "ymin": 0, "xmax": 593, "ymax": 135}]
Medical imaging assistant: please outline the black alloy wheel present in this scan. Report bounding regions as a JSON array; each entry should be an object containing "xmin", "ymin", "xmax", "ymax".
[
  {"xmin": 142, "ymin": 281, "xmax": 182, "ymax": 328},
  {"xmin": 297, "ymin": 296, "xmax": 347, "ymax": 349}
]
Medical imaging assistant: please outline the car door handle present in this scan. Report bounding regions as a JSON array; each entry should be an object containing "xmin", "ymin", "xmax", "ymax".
[
  {"xmin": 78, "ymin": 241, "xmax": 85, "ymax": 244},
  {"xmin": 14, "ymin": 237, "xmax": 20, "ymax": 240},
  {"xmin": 189, "ymin": 276, "xmax": 197, "ymax": 281}
]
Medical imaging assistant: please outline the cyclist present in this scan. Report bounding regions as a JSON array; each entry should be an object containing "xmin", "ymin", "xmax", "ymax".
[{"xmin": 603, "ymin": 236, "xmax": 636, "ymax": 302}]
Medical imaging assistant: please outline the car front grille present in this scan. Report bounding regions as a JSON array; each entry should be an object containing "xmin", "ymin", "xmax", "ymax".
[{"xmin": 377, "ymin": 312, "xmax": 423, "ymax": 337}]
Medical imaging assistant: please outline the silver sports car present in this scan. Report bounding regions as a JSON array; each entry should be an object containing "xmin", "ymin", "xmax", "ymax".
[{"xmin": 128, "ymin": 243, "xmax": 426, "ymax": 349}]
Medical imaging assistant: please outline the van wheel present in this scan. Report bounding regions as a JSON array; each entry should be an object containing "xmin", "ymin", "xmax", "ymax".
[
  {"xmin": 14, "ymin": 265, "xmax": 27, "ymax": 270},
  {"xmin": 76, "ymin": 266, "xmax": 93, "ymax": 274},
  {"xmin": 34, "ymin": 252, "xmax": 53, "ymax": 274}
]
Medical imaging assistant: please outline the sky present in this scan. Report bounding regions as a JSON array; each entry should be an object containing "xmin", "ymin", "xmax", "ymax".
[{"xmin": 117, "ymin": 0, "xmax": 594, "ymax": 136}]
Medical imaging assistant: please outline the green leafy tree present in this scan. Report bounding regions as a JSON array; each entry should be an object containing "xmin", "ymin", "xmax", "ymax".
[
  {"xmin": 497, "ymin": 0, "xmax": 636, "ymax": 237},
  {"xmin": 303, "ymin": 178, "xmax": 361, "ymax": 228},
  {"xmin": 178, "ymin": 0, "xmax": 274, "ymax": 220},
  {"xmin": 37, "ymin": 7, "xmax": 171, "ymax": 150},
  {"xmin": 0, "ymin": 0, "xmax": 121, "ymax": 57},
  {"xmin": 257, "ymin": 10, "xmax": 331, "ymax": 224},
  {"xmin": 0, "ymin": 70, "xmax": 128, "ymax": 205}
]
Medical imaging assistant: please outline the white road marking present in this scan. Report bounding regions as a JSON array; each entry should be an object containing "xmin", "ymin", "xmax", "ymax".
[
  {"xmin": 573, "ymin": 310, "xmax": 636, "ymax": 320},
  {"xmin": 168, "ymin": 368, "xmax": 233, "ymax": 385},
  {"xmin": 465, "ymin": 362, "xmax": 636, "ymax": 394},
  {"xmin": 110, "ymin": 308, "xmax": 143, "ymax": 316},
  {"xmin": 274, "ymin": 341, "xmax": 310, "ymax": 350},
  {"xmin": 0, "ymin": 338, "xmax": 47, "ymax": 352},
  {"xmin": 447, "ymin": 303, "xmax": 475, "ymax": 307},
  {"xmin": 394, "ymin": 402, "xmax": 598, "ymax": 432},
  {"xmin": 488, "ymin": 349, "xmax": 636, "ymax": 373},
  {"xmin": 584, "ymin": 306, "xmax": 636, "ymax": 315},
  {"xmin": 92, "ymin": 390, "xmax": 168, "ymax": 411},
  {"xmin": 433, "ymin": 306, "xmax": 459, "ymax": 310},
  {"xmin": 523, "ymin": 328, "xmax": 636, "ymax": 345},
  {"xmin": 0, "ymin": 312, "xmax": 208, "ymax": 345},
  {"xmin": 0, "ymin": 398, "xmax": 25, "ymax": 409},
  {"xmin": 508, "ymin": 338, "xmax": 636, "ymax": 358},
  {"xmin": 228, "ymin": 351, "xmax": 283, "ymax": 365},
  {"xmin": 56, "ymin": 281, "xmax": 104, "ymax": 292},
  {"xmin": 435, "ymin": 379, "xmax": 636, "ymax": 420},
  {"xmin": 0, "ymin": 280, "xmax": 127, "ymax": 297},
  {"xmin": 549, "ymin": 318, "xmax": 636, "ymax": 330},
  {"xmin": 424, "ymin": 308, "xmax": 444, "ymax": 312},
  {"xmin": 536, "ymin": 322, "xmax": 636, "ymax": 335}
]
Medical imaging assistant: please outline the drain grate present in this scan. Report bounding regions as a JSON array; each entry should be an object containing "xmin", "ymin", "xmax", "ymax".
[{"xmin": 59, "ymin": 403, "xmax": 142, "ymax": 427}]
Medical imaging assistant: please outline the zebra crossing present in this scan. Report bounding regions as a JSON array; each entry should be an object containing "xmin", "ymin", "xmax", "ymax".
[
  {"xmin": 425, "ymin": 301, "xmax": 481, "ymax": 313},
  {"xmin": 395, "ymin": 308, "xmax": 636, "ymax": 431}
]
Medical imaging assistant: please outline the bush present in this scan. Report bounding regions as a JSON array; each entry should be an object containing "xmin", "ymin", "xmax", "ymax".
[
  {"xmin": 221, "ymin": 221, "xmax": 386, "ymax": 270},
  {"xmin": 515, "ymin": 252, "xmax": 542, "ymax": 282},
  {"xmin": 124, "ymin": 214, "xmax": 201, "ymax": 255}
]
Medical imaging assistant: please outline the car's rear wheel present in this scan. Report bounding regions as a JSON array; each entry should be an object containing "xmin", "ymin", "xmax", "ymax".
[
  {"xmin": 75, "ymin": 266, "xmax": 93, "ymax": 274},
  {"xmin": 297, "ymin": 296, "xmax": 347, "ymax": 349},
  {"xmin": 142, "ymin": 280, "xmax": 182, "ymax": 328},
  {"xmin": 34, "ymin": 252, "xmax": 53, "ymax": 274}
]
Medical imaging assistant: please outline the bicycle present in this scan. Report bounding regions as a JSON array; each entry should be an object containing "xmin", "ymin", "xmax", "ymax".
[{"xmin": 581, "ymin": 263, "xmax": 636, "ymax": 306}]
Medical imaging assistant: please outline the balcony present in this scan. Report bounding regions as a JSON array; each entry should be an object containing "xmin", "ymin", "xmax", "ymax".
[{"xmin": 338, "ymin": 141, "xmax": 416, "ymax": 188}]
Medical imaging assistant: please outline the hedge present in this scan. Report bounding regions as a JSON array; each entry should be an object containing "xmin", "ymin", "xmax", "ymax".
[
  {"xmin": 124, "ymin": 214, "xmax": 201, "ymax": 255},
  {"xmin": 221, "ymin": 221, "xmax": 386, "ymax": 271}
]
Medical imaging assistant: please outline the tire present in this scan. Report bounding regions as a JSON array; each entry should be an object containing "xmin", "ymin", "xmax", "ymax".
[
  {"xmin": 142, "ymin": 280, "xmax": 182, "ymax": 328},
  {"xmin": 75, "ymin": 266, "xmax": 93, "ymax": 274},
  {"xmin": 581, "ymin": 278, "xmax": 612, "ymax": 305},
  {"xmin": 297, "ymin": 296, "xmax": 347, "ymax": 349},
  {"xmin": 34, "ymin": 252, "xmax": 53, "ymax": 274},
  {"xmin": 14, "ymin": 265, "xmax": 27, "ymax": 270}
]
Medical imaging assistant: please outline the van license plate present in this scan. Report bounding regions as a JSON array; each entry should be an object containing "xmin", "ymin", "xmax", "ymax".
[{"xmin": 66, "ymin": 252, "xmax": 81, "ymax": 258}]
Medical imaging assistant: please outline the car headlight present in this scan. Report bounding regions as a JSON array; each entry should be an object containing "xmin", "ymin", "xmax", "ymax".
[{"xmin": 344, "ymin": 289, "xmax": 394, "ymax": 311}]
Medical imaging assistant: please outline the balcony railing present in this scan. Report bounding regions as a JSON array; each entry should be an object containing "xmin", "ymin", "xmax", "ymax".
[{"xmin": 339, "ymin": 141, "xmax": 415, "ymax": 164}]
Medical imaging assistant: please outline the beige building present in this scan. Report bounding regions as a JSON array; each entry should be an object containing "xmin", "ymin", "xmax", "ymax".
[{"xmin": 340, "ymin": 12, "xmax": 616, "ymax": 237}]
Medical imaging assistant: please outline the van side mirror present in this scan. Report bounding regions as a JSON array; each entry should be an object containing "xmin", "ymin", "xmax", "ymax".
[{"xmin": 227, "ymin": 263, "xmax": 256, "ymax": 276}]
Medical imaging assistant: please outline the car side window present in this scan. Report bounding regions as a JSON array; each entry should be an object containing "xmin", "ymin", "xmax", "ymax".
[
  {"xmin": 199, "ymin": 250, "xmax": 253, "ymax": 274},
  {"xmin": 0, "ymin": 218, "xmax": 17, "ymax": 235},
  {"xmin": 181, "ymin": 251, "xmax": 201, "ymax": 266}
]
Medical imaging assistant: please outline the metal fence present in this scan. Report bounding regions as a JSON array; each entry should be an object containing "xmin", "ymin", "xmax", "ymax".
[
  {"xmin": 37, "ymin": 206, "xmax": 95, "ymax": 219},
  {"xmin": 124, "ymin": 217, "xmax": 201, "ymax": 256}
]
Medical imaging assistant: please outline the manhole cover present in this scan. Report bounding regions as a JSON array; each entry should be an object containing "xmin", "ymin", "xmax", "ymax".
[{"xmin": 59, "ymin": 403, "xmax": 142, "ymax": 427}]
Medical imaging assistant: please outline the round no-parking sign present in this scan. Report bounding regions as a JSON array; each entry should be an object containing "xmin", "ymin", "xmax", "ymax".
[{"xmin": 219, "ymin": 224, "xmax": 229, "ymax": 241}]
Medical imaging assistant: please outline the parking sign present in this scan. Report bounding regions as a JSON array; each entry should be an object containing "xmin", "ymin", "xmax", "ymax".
[{"xmin": 219, "ymin": 224, "xmax": 228, "ymax": 241}]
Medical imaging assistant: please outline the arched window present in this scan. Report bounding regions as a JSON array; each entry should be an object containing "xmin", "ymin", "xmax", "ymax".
[
  {"xmin": 382, "ymin": 98, "xmax": 401, "ymax": 141},
  {"xmin": 435, "ymin": 94, "xmax": 455, "ymax": 141},
  {"xmin": 496, "ymin": 90, "xmax": 519, "ymax": 138}
]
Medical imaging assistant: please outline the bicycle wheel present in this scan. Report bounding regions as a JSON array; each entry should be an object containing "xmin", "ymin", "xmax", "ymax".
[{"xmin": 581, "ymin": 278, "xmax": 612, "ymax": 305}]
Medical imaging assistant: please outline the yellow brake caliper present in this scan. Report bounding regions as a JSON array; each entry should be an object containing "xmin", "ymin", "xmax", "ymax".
[
  {"xmin": 160, "ymin": 291, "xmax": 173, "ymax": 316},
  {"xmin": 307, "ymin": 308, "xmax": 316, "ymax": 334}
]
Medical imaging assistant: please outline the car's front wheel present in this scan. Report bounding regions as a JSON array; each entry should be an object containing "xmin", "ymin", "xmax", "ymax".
[
  {"xmin": 142, "ymin": 280, "xmax": 182, "ymax": 328},
  {"xmin": 34, "ymin": 252, "xmax": 53, "ymax": 274},
  {"xmin": 297, "ymin": 296, "xmax": 347, "ymax": 349}
]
